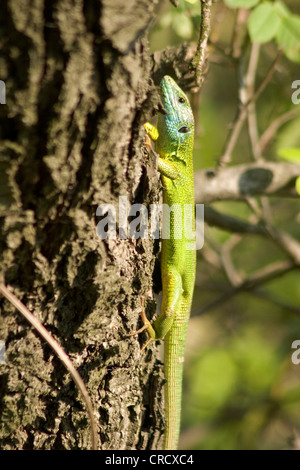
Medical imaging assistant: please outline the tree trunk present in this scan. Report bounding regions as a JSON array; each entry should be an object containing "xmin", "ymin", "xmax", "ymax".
[{"xmin": 0, "ymin": 0, "xmax": 164, "ymax": 450}]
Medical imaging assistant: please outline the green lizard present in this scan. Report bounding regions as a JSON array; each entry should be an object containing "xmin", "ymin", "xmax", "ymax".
[{"xmin": 138, "ymin": 75, "xmax": 196, "ymax": 450}]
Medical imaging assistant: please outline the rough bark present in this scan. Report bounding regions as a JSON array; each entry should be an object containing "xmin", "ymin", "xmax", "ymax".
[{"xmin": 0, "ymin": 0, "xmax": 164, "ymax": 450}]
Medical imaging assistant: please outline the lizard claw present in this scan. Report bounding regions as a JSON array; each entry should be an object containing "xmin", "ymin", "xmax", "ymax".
[{"xmin": 128, "ymin": 298, "xmax": 155, "ymax": 351}]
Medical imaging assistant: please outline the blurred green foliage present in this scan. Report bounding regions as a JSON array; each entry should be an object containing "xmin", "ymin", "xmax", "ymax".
[
  {"xmin": 150, "ymin": 0, "xmax": 300, "ymax": 450},
  {"xmin": 247, "ymin": 1, "xmax": 300, "ymax": 62},
  {"xmin": 157, "ymin": 0, "xmax": 201, "ymax": 40}
]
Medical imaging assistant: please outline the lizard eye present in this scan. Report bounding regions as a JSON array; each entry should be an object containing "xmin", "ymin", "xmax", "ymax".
[
  {"xmin": 178, "ymin": 97, "xmax": 185, "ymax": 104},
  {"xmin": 178, "ymin": 126, "xmax": 189, "ymax": 133}
]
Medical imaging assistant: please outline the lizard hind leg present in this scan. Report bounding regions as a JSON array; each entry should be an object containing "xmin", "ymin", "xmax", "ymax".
[{"xmin": 128, "ymin": 298, "xmax": 157, "ymax": 351}]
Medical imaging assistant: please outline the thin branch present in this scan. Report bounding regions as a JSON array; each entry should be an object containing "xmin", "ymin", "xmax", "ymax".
[
  {"xmin": 218, "ymin": 50, "xmax": 248, "ymax": 167},
  {"xmin": 220, "ymin": 234, "xmax": 244, "ymax": 286},
  {"xmin": 252, "ymin": 289, "xmax": 300, "ymax": 315},
  {"xmin": 260, "ymin": 196, "xmax": 274, "ymax": 226},
  {"xmin": 0, "ymin": 283, "xmax": 99, "ymax": 450},
  {"xmin": 244, "ymin": 196, "xmax": 263, "ymax": 219},
  {"xmin": 205, "ymin": 204, "xmax": 300, "ymax": 281},
  {"xmin": 195, "ymin": 260, "xmax": 298, "ymax": 316},
  {"xmin": 245, "ymin": 260, "xmax": 295, "ymax": 285},
  {"xmin": 246, "ymin": 42, "xmax": 262, "ymax": 161},
  {"xmin": 194, "ymin": 161, "xmax": 300, "ymax": 204},
  {"xmin": 259, "ymin": 108, "xmax": 300, "ymax": 153},
  {"xmin": 204, "ymin": 206, "xmax": 268, "ymax": 236},
  {"xmin": 244, "ymin": 195, "xmax": 300, "ymax": 264},
  {"xmin": 246, "ymin": 42, "xmax": 260, "ymax": 94},
  {"xmin": 218, "ymin": 49, "xmax": 283, "ymax": 167},
  {"xmin": 231, "ymin": 9, "xmax": 249, "ymax": 59},
  {"xmin": 264, "ymin": 225, "xmax": 300, "ymax": 264},
  {"xmin": 192, "ymin": 0, "xmax": 212, "ymax": 88},
  {"xmin": 209, "ymin": 1, "xmax": 226, "ymax": 45},
  {"xmin": 217, "ymin": 105, "xmax": 248, "ymax": 167},
  {"xmin": 251, "ymin": 50, "xmax": 283, "ymax": 104},
  {"xmin": 201, "ymin": 244, "xmax": 222, "ymax": 269}
]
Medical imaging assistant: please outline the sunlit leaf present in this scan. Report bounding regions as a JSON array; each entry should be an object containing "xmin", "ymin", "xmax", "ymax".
[
  {"xmin": 273, "ymin": 0, "xmax": 290, "ymax": 17},
  {"xmin": 276, "ymin": 15, "xmax": 300, "ymax": 62},
  {"xmin": 248, "ymin": 3, "xmax": 281, "ymax": 44},
  {"xmin": 172, "ymin": 12, "xmax": 194, "ymax": 39},
  {"xmin": 159, "ymin": 11, "xmax": 174, "ymax": 29},
  {"xmin": 284, "ymin": 46, "xmax": 300, "ymax": 63},
  {"xmin": 224, "ymin": 0, "xmax": 259, "ymax": 9},
  {"xmin": 278, "ymin": 147, "xmax": 300, "ymax": 163}
]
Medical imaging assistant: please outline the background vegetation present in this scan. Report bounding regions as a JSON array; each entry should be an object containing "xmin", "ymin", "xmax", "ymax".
[{"xmin": 150, "ymin": 0, "xmax": 300, "ymax": 450}]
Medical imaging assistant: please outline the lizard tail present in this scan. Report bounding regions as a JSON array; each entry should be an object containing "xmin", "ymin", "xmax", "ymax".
[{"xmin": 163, "ymin": 325, "xmax": 186, "ymax": 450}]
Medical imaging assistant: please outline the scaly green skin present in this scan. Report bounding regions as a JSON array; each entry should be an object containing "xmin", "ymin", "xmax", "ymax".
[{"xmin": 144, "ymin": 76, "xmax": 196, "ymax": 450}]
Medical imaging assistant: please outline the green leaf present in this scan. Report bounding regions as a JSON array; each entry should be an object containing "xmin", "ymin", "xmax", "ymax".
[
  {"xmin": 224, "ymin": 0, "xmax": 259, "ymax": 8},
  {"xmin": 276, "ymin": 15, "xmax": 300, "ymax": 49},
  {"xmin": 284, "ymin": 45, "xmax": 300, "ymax": 63},
  {"xmin": 278, "ymin": 147, "xmax": 300, "ymax": 163},
  {"xmin": 273, "ymin": 0, "xmax": 290, "ymax": 18},
  {"xmin": 248, "ymin": 3, "xmax": 281, "ymax": 44},
  {"xmin": 276, "ymin": 15, "xmax": 300, "ymax": 63},
  {"xmin": 172, "ymin": 12, "xmax": 194, "ymax": 39},
  {"xmin": 159, "ymin": 11, "xmax": 173, "ymax": 29}
]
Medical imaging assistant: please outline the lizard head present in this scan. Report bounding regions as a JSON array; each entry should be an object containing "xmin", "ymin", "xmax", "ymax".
[{"xmin": 157, "ymin": 75, "xmax": 194, "ymax": 155}]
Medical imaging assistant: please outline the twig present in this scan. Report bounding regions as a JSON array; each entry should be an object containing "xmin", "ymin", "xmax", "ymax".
[
  {"xmin": 251, "ymin": 50, "xmax": 283, "ymax": 104},
  {"xmin": 244, "ymin": 194, "xmax": 300, "ymax": 264},
  {"xmin": 217, "ymin": 49, "xmax": 283, "ymax": 167},
  {"xmin": 231, "ymin": 9, "xmax": 248, "ymax": 59},
  {"xmin": 260, "ymin": 196, "xmax": 273, "ymax": 226},
  {"xmin": 204, "ymin": 206, "xmax": 268, "ymax": 235},
  {"xmin": 210, "ymin": 1, "xmax": 226, "ymax": 46},
  {"xmin": 244, "ymin": 196, "xmax": 263, "ymax": 219},
  {"xmin": 252, "ymin": 289, "xmax": 300, "ymax": 315},
  {"xmin": 0, "ymin": 283, "xmax": 99, "ymax": 450},
  {"xmin": 217, "ymin": 106, "xmax": 248, "ymax": 167},
  {"xmin": 246, "ymin": 42, "xmax": 262, "ymax": 161},
  {"xmin": 244, "ymin": 196, "xmax": 300, "ymax": 264},
  {"xmin": 264, "ymin": 225, "xmax": 300, "ymax": 265},
  {"xmin": 192, "ymin": 0, "xmax": 212, "ymax": 87},
  {"xmin": 259, "ymin": 108, "xmax": 300, "ymax": 153},
  {"xmin": 220, "ymin": 234, "xmax": 243, "ymax": 286},
  {"xmin": 247, "ymin": 49, "xmax": 283, "ymax": 160},
  {"xmin": 218, "ymin": 49, "xmax": 248, "ymax": 167},
  {"xmin": 195, "ymin": 260, "xmax": 297, "ymax": 316}
]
